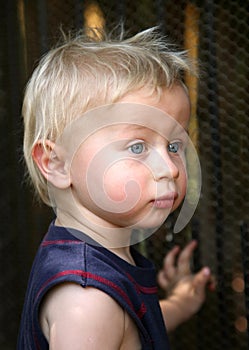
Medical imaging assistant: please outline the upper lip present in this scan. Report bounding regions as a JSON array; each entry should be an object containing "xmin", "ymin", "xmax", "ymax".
[{"xmin": 154, "ymin": 192, "xmax": 178, "ymax": 201}]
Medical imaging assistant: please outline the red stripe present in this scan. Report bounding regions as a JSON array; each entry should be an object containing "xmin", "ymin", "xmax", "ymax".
[
  {"xmin": 137, "ymin": 302, "xmax": 147, "ymax": 319},
  {"xmin": 41, "ymin": 240, "xmax": 82, "ymax": 247},
  {"xmin": 126, "ymin": 273, "xmax": 158, "ymax": 294},
  {"xmin": 36, "ymin": 270, "xmax": 146, "ymax": 319}
]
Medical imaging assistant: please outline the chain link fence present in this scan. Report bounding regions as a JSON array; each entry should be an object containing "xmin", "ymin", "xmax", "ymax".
[{"xmin": 0, "ymin": 0, "xmax": 248, "ymax": 349}]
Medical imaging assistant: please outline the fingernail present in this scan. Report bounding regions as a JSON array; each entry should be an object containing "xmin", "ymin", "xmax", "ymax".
[{"xmin": 203, "ymin": 267, "xmax": 210, "ymax": 276}]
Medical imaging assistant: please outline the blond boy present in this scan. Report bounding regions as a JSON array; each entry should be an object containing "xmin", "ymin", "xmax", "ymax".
[{"xmin": 18, "ymin": 28, "xmax": 214, "ymax": 349}]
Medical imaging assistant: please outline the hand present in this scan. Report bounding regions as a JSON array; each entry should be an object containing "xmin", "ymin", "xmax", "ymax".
[{"xmin": 158, "ymin": 240, "xmax": 215, "ymax": 328}]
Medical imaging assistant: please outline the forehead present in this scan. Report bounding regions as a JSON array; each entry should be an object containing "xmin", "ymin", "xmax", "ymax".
[
  {"xmin": 118, "ymin": 84, "xmax": 191, "ymax": 129},
  {"xmin": 57, "ymin": 90, "xmax": 190, "ymax": 156},
  {"xmin": 106, "ymin": 122, "xmax": 186, "ymax": 142}
]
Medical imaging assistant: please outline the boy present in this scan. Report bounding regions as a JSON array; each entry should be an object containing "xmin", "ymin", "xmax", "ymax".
[{"xmin": 18, "ymin": 27, "xmax": 214, "ymax": 349}]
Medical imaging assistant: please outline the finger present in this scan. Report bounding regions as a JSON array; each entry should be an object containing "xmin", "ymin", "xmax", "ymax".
[
  {"xmin": 177, "ymin": 240, "xmax": 198, "ymax": 275},
  {"xmin": 157, "ymin": 270, "xmax": 170, "ymax": 290},
  {"xmin": 192, "ymin": 267, "xmax": 211, "ymax": 298},
  {"xmin": 163, "ymin": 245, "xmax": 180, "ymax": 279}
]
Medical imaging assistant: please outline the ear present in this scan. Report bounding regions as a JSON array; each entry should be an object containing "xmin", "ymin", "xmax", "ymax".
[{"xmin": 32, "ymin": 140, "xmax": 71, "ymax": 189}]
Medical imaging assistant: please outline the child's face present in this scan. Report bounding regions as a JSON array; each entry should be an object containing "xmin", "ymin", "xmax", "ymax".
[{"xmin": 69, "ymin": 84, "xmax": 190, "ymax": 230}]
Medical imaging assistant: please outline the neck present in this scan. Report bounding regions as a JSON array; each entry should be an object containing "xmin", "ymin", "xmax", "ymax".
[
  {"xmin": 55, "ymin": 208, "xmax": 136, "ymax": 265},
  {"xmin": 49, "ymin": 186, "xmax": 136, "ymax": 264}
]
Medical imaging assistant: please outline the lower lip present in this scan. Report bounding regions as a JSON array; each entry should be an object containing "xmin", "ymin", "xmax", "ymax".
[{"xmin": 152, "ymin": 198, "xmax": 175, "ymax": 209}]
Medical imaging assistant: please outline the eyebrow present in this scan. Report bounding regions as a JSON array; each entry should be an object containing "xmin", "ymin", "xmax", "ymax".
[
  {"xmin": 118, "ymin": 123, "xmax": 189, "ymax": 137},
  {"xmin": 111, "ymin": 123, "xmax": 148, "ymax": 136},
  {"xmin": 119, "ymin": 124, "xmax": 148, "ymax": 131}
]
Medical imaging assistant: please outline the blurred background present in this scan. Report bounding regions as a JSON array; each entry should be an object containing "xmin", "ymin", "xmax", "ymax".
[{"xmin": 0, "ymin": 0, "xmax": 248, "ymax": 349}]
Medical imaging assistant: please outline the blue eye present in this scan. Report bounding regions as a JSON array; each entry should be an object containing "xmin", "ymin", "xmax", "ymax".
[
  {"xmin": 129, "ymin": 143, "xmax": 145, "ymax": 154},
  {"xmin": 168, "ymin": 142, "xmax": 180, "ymax": 153}
]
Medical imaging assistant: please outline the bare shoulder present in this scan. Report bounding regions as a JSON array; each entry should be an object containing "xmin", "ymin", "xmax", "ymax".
[
  {"xmin": 39, "ymin": 282, "xmax": 141, "ymax": 349},
  {"xmin": 39, "ymin": 283, "xmax": 124, "ymax": 349}
]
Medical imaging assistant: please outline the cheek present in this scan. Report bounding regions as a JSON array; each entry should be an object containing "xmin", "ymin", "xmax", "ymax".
[
  {"xmin": 174, "ymin": 167, "xmax": 188, "ymax": 207},
  {"xmin": 179, "ymin": 167, "xmax": 188, "ymax": 195},
  {"xmin": 181, "ymin": 162, "xmax": 188, "ymax": 188},
  {"xmin": 103, "ymin": 161, "xmax": 149, "ymax": 203},
  {"xmin": 70, "ymin": 151, "xmax": 95, "ymax": 204},
  {"xmin": 176, "ymin": 156, "xmax": 187, "ymax": 189}
]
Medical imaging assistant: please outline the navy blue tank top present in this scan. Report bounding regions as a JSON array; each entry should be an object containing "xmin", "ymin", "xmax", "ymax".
[{"xmin": 17, "ymin": 222, "xmax": 170, "ymax": 349}]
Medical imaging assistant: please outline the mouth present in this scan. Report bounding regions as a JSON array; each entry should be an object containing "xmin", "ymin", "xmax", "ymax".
[{"xmin": 151, "ymin": 192, "xmax": 178, "ymax": 209}]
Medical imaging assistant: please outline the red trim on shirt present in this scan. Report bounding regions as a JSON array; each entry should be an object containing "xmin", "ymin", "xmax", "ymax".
[
  {"xmin": 36, "ymin": 269, "xmax": 146, "ymax": 320},
  {"xmin": 41, "ymin": 240, "xmax": 82, "ymax": 246},
  {"xmin": 137, "ymin": 302, "xmax": 147, "ymax": 319},
  {"xmin": 126, "ymin": 272, "xmax": 158, "ymax": 294}
]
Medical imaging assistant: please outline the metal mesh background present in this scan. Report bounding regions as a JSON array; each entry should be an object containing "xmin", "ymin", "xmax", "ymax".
[{"xmin": 0, "ymin": 1, "xmax": 248, "ymax": 349}]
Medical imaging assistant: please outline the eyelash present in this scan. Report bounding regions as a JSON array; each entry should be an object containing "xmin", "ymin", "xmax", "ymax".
[{"xmin": 128, "ymin": 140, "xmax": 184, "ymax": 156}]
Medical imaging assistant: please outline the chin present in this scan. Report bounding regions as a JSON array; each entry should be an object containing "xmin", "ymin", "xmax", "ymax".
[{"xmin": 132, "ymin": 213, "xmax": 170, "ymax": 230}]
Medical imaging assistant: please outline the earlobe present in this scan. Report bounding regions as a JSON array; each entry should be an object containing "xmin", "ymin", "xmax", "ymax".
[{"xmin": 32, "ymin": 140, "xmax": 71, "ymax": 189}]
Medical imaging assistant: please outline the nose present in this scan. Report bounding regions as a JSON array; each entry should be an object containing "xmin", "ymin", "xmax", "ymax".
[{"xmin": 152, "ymin": 149, "xmax": 180, "ymax": 181}]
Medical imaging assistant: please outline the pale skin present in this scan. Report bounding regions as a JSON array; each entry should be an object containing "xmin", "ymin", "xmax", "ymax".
[
  {"xmin": 34, "ymin": 84, "xmax": 215, "ymax": 349},
  {"xmin": 158, "ymin": 240, "xmax": 215, "ymax": 330}
]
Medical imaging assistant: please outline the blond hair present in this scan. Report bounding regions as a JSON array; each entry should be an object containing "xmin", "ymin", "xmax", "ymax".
[{"xmin": 23, "ymin": 26, "xmax": 194, "ymax": 205}]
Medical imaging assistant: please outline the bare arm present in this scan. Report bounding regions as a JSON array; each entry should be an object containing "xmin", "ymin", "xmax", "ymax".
[
  {"xmin": 158, "ymin": 241, "xmax": 215, "ymax": 332},
  {"xmin": 39, "ymin": 283, "xmax": 129, "ymax": 349}
]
